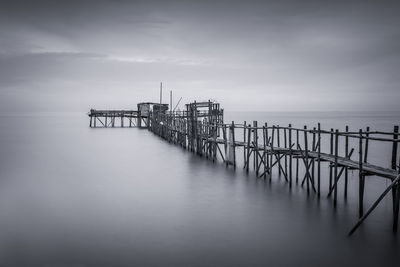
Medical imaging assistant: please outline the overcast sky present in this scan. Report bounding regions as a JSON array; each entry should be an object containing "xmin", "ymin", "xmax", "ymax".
[{"xmin": 0, "ymin": 0, "xmax": 399, "ymax": 112}]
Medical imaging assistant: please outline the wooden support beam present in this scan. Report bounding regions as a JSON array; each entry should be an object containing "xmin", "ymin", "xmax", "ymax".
[
  {"xmin": 254, "ymin": 121, "xmax": 258, "ymax": 174},
  {"xmin": 329, "ymin": 128, "xmax": 334, "ymax": 190},
  {"xmin": 359, "ymin": 129, "xmax": 365, "ymax": 218},
  {"xmin": 344, "ymin": 125, "xmax": 349, "ymax": 199},
  {"xmin": 284, "ymin": 127, "xmax": 288, "ymax": 179},
  {"xmin": 289, "ymin": 124, "xmax": 293, "ymax": 187},
  {"xmin": 349, "ymin": 175, "xmax": 400, "ymax": 236},
  {"xmin": 392, "ymin": 125, "xmax": 399, "ymax": 231},
  {"xmin": 277, "ymin": 126, "xmax": 281, "ymax": 176},
  {"xmin": 296, "ymin": 129, "xmax": 299, "ymax": 184},
  {"xmin": 304, "ymin": 126, "xmax": 310, "ymax": 194},
  {"xmin": 243, "ymin": 121, "xmax": 246, "ymax": 168},
  {"xmin": 232, "ymin": 122, "xmax": 236, "ymax": 168},
  {"xmin": 270, "ymin": 126, "xmax": 275, "ymax": 181},
  {"xmin": 317, "ymin": 123, "xmax": 321, "ymax": 197},
  {"xmin": 334, "ymin": 129, "xmax": 339, "ymax": 206},
  {"xmin": 246, "ymin": 124, "xmax": 251, "ymax": 173}
]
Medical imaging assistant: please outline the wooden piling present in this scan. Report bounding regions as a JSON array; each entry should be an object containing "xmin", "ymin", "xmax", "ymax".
[
  {"xmin": 392, "ymin": 125, "xmax": 399, "ymax": 231},
  {"xmin": 246, "ymin": 124, "xmax": 251, "ymax": 173},
  {"xmin": 296, "ymin": 129, "xmax": 299, "ymax": 184},
  {"xmin": 359, "ymin": 129, "xmax": 365, "ymax": 218},
  {"xmin": 344, "ymin": 125, "xmax": 349, "ymax": 199},
  {"xmin": 334, "ymin": 129, "xmax": 339, "ymax": 206},
  {"xmin": 231, "ymin": 121, "xmax": 236, "ymax": 168},
  {"xmin": 289, "ymin": 124, "xmax": 293, "ymax": 187},
  {"xmin": 317, "ymin": 123, "xmax": 321, "ymax": 196},
  {"xmin": 270, "ymin": 126, "xmax": 275, "ymax": 180},
  {"xmin": 277, "ymin": 126, "xmax": 281, "ymax": 176},
  {"xmin": 254, "ymin": 121, "xmax": 258, "ymax": 174},
  {"xmin": 284, "ymin": 127, "xmax": 288, "ymax": 180},
  {"xmin": 329, "ymin": 128, "xmax": 334, "ymax": 190},
  {"xmin": 304, "ymin": 126, "xmax": 310, "ymax": 194}
]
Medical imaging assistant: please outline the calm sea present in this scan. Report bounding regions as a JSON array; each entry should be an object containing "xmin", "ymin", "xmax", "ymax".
[{"xmin": 0, "ymin": 111, "xmax": 399, "ymax": 267}]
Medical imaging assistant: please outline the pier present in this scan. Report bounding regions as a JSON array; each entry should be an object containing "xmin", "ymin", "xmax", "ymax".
[{"xmin": 89, "ymin": 100, "xmax": 400, "ymax": 235}]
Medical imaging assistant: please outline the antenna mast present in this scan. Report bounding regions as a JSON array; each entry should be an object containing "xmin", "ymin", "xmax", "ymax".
[{"xmin": 159, "ymin": 82, "xmax": 163, "ymax": 104}]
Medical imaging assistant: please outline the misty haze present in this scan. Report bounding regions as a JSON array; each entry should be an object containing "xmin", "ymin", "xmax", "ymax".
[{"xmin": 0, "ymin": 1, "xmax": 399, "ymax": 267}]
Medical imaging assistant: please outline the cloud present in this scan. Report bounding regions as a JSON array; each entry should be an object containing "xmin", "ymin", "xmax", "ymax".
[{"xmin": 0, "ymin": 0, "xmax": 399, "ymax": 112}]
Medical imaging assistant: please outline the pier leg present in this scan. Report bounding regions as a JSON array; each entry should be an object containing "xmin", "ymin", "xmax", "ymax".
[
  {"xmin": 270, "ymin": 126, "xmax": 275, "ymax": 181},
  {"xmin": 304, "ymin": 126, "xmax": 310, "ymax": 194},
  {"xmin": 246, "ymin": 124, "xmax": 251, "ymax": 173},
  {"xmin": 296, "ymin": 129, "xmax": 299, "ymax": 184},
  {"xmin": 344, "ymin": 125, "xmax": 349, "ymax": 199},
  {"xmin": 284, "ymin": 128, "xmax": 288, "ymax": 179},
  {"xmin": 394, "ymin": 183, "xmax": 400, "ymax": 232},
  {"xmin": 317, "ymin": 123, "xmax": 321, "ymax": 197},
  {"xmin": 254, "ymin": 121, "xmax": 258, "ymax": 175},
  {"xmin": 277, "ymin": 126, "xmax": 281, "ymax": 176},
  {"xmin": 391, "ymin": 125, "xmax": 399, "ymax": 231},
  {"xmin": 231, "ymin": 121, "xmax": 236, "ymax": 168},
  {"xmin": 359, "ymin": 129, "xmax": 364, "ymax": 218},
  {"xmin": 243, "ymin": 121, "xmax": 246, "ymax": 169},
  {"xmin": 289, "ymin": 124, "xmax": 292, "ymax": 187},
  {"xmin": 329, "ymin": 128, "xmax": 334, "ymax": 190},
  {"xmin": 334, "ymin": 129, "xmax": 339, "ymax": 206}
]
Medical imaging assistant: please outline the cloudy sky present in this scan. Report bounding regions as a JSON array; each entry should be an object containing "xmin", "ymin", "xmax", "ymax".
[{"xmin": 0, "ymin": 0, "xmax": 399, "ymax": 112}]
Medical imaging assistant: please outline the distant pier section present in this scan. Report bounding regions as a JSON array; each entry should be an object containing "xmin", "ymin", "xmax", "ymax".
[
  {"xmin": 89, "ymin": 100, "xmax": 399, "ymax": 236},
  {"xmin": 88, "ymin": 102, "xmax": 168, "ymax": 128}
]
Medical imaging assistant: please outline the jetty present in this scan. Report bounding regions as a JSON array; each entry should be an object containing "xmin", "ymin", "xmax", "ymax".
[{"xmin": 89, "ymin": 100, "xmax": 400, "ymax": 236}]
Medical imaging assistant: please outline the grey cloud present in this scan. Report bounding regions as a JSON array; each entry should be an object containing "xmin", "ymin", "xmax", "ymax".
[{"xmin": 0, "ymin": 0, "xmax": 399, "ymax": 112}]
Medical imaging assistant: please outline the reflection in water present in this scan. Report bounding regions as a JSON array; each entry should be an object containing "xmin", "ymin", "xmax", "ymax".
[{"xmin": 0, "ymin": 112, "xmax": 398, "ymax": 267}]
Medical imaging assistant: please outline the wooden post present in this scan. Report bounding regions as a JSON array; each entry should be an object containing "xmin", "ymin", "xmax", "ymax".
[
  {"xmin": 243, "ymin": 121, "xmax": 246, "ymax": 168},
  {"xmin": 304, "ymin": 126, "xmax": 310, "ymax": 194},
  {"xmin": 334, "ymin": 129, "xmax": 339, "ymax": 206},
  {"xmin": 265, "ymin": 122, "xmax": 269, "ymax": 177},
  {"xmin": 364, "ymin": 126, "xmax": 370, "ymax": 163},
  {"xmin": 277, "ymin": 126, "xmax": 281, "ymax": 176},
  {"xmin": 359, "ymin": 129, "xmax": 364, "ymax": 218},
  {"xmin": 345, "ymin": 125, "xmax": 349, "ymax": 199},
  {"xmin": 392, "ymin": 125, "xmax": 399, "ymax": 231},
  {"xmin": 317, "ymin": 123, "xmax": 321, "ymax": 197},
  {"xmin": 89, "ymin": 115, "xmax": 93, "ymax": 127},
  {"xmin": 312, "ymin": 127, "xmax": 316, "ymax": 187},
  {"xmin": 223, "ymin": 124, "xmax": 228, "ymax": 166},
  {"xmin": 246, "ymin": 124, "xmax": 251, "ymax": 173},
  {"xmin": 263, "ymin": 124, "xmax": 267, "ymax": 178},
  {"xmin": 232, "ymin": 121, "xmax": 236, "ymax": 168},
  {"xmin": 329, "ymin": 128, "xmax": 334, "ymax": 190},
  {"xmin": 270, "ymin": 126, "xmax": 275, "ymax": 180},
  {"xmin": 284, "ymin": 127, "xmax": 288, "ymax": 179},
  {"xmin": 296, "ymin": 128, "xmax": 299, "ymax": 184},
  {"xmin": 289, "ymin": 124, "xmax": 293, "ymax": 187},
  {"xmin": 254, "ymin": 121, "xmax": 258, "ymax": 174}
]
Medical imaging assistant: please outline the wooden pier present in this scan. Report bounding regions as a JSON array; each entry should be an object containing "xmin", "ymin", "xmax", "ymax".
[
  {"xmin": 88, "ymin": 102, "xmax": 169, "ymax": 128},
  {"xmin": 89, "ymin": 100, "xmax": 400, "ymax": 235}
]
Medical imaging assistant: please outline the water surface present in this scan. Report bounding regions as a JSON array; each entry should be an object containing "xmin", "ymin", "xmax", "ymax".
[{"xmin": 0, "ymin": 112, "xmax": 399, "ymax": 267}]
